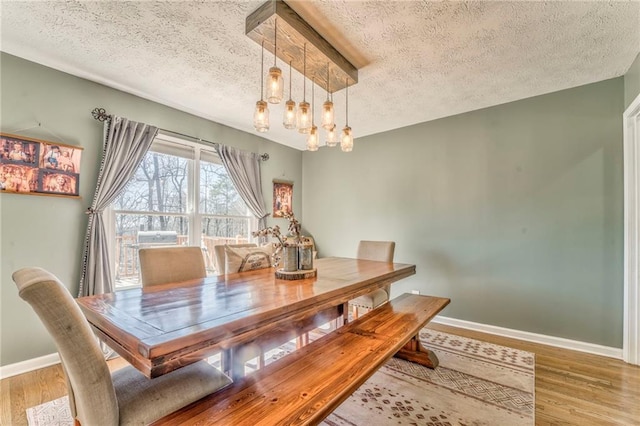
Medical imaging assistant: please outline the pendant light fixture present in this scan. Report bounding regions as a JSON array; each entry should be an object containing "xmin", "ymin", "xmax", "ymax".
[
  {"xmin": 246, "ymin": 0, "xmax": 360, "ymax": 149},
  {"xmin": 321, "ymin": 63, "xmax": 335, "ymax": 130},
  {"xmin": 266, "ymin": 18, "xmax": 283, "ymax": 104},
  {"xmin": 283, "ymin": 60, "xmax": 297, "ymax": 129},
  {"xmin": 326, "ymin": 124, "xmax": 338, "ymax": 147},
  {"xmin": 307, "ymin": 77, "xmax": 319, "ymax": 151},
  {"xmin": 297, "ymin": 43, "xmax": 311, "ymax": 134},
  {"xmin": 340, "ymin": 78, "xmax": 353, "ymax": 152},
  {"xmin": 253, "ymin": 41, "xmax": 269, "ymax": 133}
]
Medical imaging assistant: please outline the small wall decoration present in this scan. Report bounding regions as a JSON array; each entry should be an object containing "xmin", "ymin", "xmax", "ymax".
[
  {"xmin": 273, "ymin": 180, "xmax": 293, "ymax": 218},
  {"xmin": 0, "ymin": 133, "xmax": 82, "ymax": 197}
]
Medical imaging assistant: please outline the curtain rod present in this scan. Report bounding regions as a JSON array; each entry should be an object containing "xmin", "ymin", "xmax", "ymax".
[{"xmin": 91, "ymin": 107, "xmax": 269, "ymax": 161}]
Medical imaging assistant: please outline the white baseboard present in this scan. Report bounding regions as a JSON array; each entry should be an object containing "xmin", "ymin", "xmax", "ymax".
[
  {"xmin": 432, "ymin": 316, "xmax": 623, "ymax": 360},
  {"xmin": 0, "ymin": 352, "xmax": 60, "ymax": 380}
]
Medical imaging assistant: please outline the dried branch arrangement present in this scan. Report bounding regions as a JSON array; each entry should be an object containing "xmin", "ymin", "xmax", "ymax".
[{"xmin": 252, "ymin": 212, "xmax": 311, "ymax": 268}]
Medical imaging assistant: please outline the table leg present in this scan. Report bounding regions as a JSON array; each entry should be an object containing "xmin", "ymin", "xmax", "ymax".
[
  {"xmin": 221, "ymin": 349, "xmax": 231, "ymax": 376},
  {"xmin": 230, "ymin": 344, "xmax": 266, "ymax": 381},
  {"xmin": 331, "ymin": 302, "xmax": 348, "ymax": 330},
  {"xmin": 341, "ymin": 302, "xmax": 349, "ymax": 325},
  {"xmin": 394, "ymin": 333, "xmax": 439, "ymax": 368}
]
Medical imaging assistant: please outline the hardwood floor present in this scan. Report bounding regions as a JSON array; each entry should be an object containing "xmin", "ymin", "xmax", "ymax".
[{"xmin": 2, "ymin": 324, "xmax": 639, "ymax": 425}]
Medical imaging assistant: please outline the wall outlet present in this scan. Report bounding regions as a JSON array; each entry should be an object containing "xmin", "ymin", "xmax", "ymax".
[{"xmin": 411, "ymin": 290, "xmax": 420, "ymax": 295}]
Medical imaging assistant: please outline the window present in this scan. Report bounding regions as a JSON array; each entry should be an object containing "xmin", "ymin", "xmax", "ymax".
[{"xmin": 110, "ymin": 135, "xmax": 254, "ymax": 289}]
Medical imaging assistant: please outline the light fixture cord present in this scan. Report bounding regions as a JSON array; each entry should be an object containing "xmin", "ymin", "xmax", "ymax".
[
  {"xmin": 273, "ymin": 18, "xmax": 277, "ymax": 66},
  {"xmin": 311, "ymin": 77, "xmax": 315, "ymax": 125},
  {"xmin": 260, "ymin": 40, "xmax": 265, "ymax": 100},
  {"xmin": 326, "ymin": 63, "xmax": 330, "ymax": 101},
  {"xmin": 345, "ymin": 78, "xmax": 349, "ymax": 126},
  {"xmin": 289, "ymin": 60, "xmax": 292, "ymax": 100},
  {"xmin": 303, "ymin": 43, "xmax": 307, "ymax": 101}
]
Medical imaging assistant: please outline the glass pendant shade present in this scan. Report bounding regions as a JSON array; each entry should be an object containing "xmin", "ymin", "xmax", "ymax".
[
  {"xmin": 283, "ymin": 99, "xmax": 297, "ymax": 129},
  {"xmin": 267, "ymin": 67, "xmax": 283, "ymax": 104},
  {"xmin": 297, "ymin": 101, "xmax": 311, "ymax": 133},
  {"xmin": 340, "ymin": 126, "xmax": 353, "ymax": 152},
  {"xmin": 254, "ymin": 100, "xmax": 269, "ymax": 132},
  {"xmin": 326, "ymin": 124, "xmax": 338, "ymax": 147},
  {"xmin": 307, "ymin": 125, "xmax": 319, "ymax": 151},
  {"xmin": 321, "ymin": 100, "xmax": 334, "ymax": 130}
]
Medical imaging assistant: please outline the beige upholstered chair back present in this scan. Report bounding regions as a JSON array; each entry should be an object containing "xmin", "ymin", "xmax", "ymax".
[
  {"xmin": 213, "ymin": 243, "xmax": 258, "ymax": 275},
  {"xmin": 139, "ymin": 246, "xmax": 206, "ymax": 287},
  {"xmin": 357, "ymin": 240, "xmax": 396, "ymax": 263},
  {"xmin": 12, "ymin": 267, "xmax": 119, "ymax": 425}
]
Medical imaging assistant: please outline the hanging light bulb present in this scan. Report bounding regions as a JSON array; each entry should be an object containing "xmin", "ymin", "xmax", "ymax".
[
  {"xmin": 307, "ymin": 77, "xmax": 319, "ymax": 151},
  {"xmin": 321, "ymin": 63, "xmax": 334, "ymax": 130},
  {"xmin": 297, "ymin": 101, "xmax": 311, "ymax": 133},
  {"xmin": 297, "ymin": 44, "xmax": 311, "ymax": 133},
  {"xmin": 254, "ymin": 100, "xmax": 269, "ymax": 133},
  {"xmin": 307, "ymin": 126, "xmax": 319, "ymax": 151},
  {"xmin": 326, "ymin": 124, "xmax": 338, "ymax": 147},
  {"xmin": 283, "ymin": 60, "xmax": 297, "ymax": 129},
  {"xmin": 340, "ymin": 126, "xmax": 353, "ymax": 151},
  {"xmin": 321, "ymin": 100, "xmax": 334, "ymax": 130},
  {"xmin": 254, "ymin": 41, "xmax": 269, "ymax": 132},
  {"xmin": 340, "ymin": 78, "xmax": 353, "ymax": 152},
  {"xmin": 266, "ymin": 18, "xmax": 283, "ymax": 104}
]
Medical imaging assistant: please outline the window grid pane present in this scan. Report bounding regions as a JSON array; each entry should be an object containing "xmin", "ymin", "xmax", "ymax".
[
  {"xmin": 112, "ymin": 140, "xmax": 251, "ymax": 289},
  {"xmin": 113, "ymin": 151, "xmax": 188, "ymax": 214},
  {"xmin": 199, "ymin": 159, "xmax": 247, "ymax": 216}
]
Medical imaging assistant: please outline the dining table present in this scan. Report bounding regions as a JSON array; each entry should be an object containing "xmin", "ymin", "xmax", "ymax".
[{"xmin": 76, "ymin": 257, "xmax": 416, "ymax": 380}]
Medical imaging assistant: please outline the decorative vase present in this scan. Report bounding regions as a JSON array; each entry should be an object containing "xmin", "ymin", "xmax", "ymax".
[
  {"xmin": 298, "ymin": 242, "xmax": 313, "ymax": 270},
  {"xmin": 282, "ymin": 245, "xmax": 298, "ymax": 272}
]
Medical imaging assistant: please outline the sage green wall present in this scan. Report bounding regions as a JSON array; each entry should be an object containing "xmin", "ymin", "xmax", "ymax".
[
  {"xmin": 625, "ymin": 52, "xmax": 640, "ymax": 109},
  {"xmin": 0, "ymin": 53, "xmax": 302, "ymax": 366},
  {"xmin": 302, "ymin": 78, "xmax": 624, "ymax": 348}
]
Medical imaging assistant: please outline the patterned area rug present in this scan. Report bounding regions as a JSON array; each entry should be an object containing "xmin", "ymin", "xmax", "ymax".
[
  {"xmin": 322, "ymin": 329, "xmax": 534, "ymax": 425},
  {"xmin": 26, "ymin": 330, "xmax": 534, "ymax": 426}
]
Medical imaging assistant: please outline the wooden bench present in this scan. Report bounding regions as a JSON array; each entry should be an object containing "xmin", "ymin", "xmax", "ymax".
[{"xmin": 151, "ymin": 293, "xmax": 450, "ymax": 426}]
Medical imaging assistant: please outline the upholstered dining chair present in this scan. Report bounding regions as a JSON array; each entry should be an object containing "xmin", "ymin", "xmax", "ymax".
[
  {"xmin": 212, "ymin": 243, "xmax": 257, "ymax": 275},
  {"xmin": 12, "ymin": 267, "xmax": 231, "ymax": 426},
  {"xmin": 350, "ymin": 240, "xmax": 396, "ymax": 319},
  {"xmin": 139, "ymin": 246, "xmax": 206, "ymax": 287}
]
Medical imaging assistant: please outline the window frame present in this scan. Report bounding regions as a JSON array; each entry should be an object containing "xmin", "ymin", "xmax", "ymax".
[{"xmin": 107, "ymin": 133, "xmax": 256, "ymax": 289}]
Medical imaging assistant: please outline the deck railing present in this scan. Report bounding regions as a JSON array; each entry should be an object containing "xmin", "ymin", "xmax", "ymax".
[{"xmin": 114, "ymin": 234, "xmax": 248, "ymax": 286}]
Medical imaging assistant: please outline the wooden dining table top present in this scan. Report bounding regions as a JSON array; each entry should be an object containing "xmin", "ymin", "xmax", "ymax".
[{"xmin": 76, "ymin": 257, "xmax": 416, "ymax": 378}]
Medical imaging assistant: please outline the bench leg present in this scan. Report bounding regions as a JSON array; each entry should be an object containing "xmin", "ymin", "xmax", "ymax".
[{"xmin": 394, "ymin": 334, "xmax": 440, "ymax": 369}]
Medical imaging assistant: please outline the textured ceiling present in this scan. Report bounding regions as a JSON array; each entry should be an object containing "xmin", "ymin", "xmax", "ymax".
[{"xmin": 1, "ymin": 1, "xmax": 639, "ymax": 151}]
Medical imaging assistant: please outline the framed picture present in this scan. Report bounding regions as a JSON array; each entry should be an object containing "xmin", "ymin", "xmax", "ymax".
[
  {"xmin": 273, "ymin": 180, "xmax": 293, "ymax": 218},
  {"xmin": 0, "ymin": 133, "xmax": 82, "ymax": 197}
]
